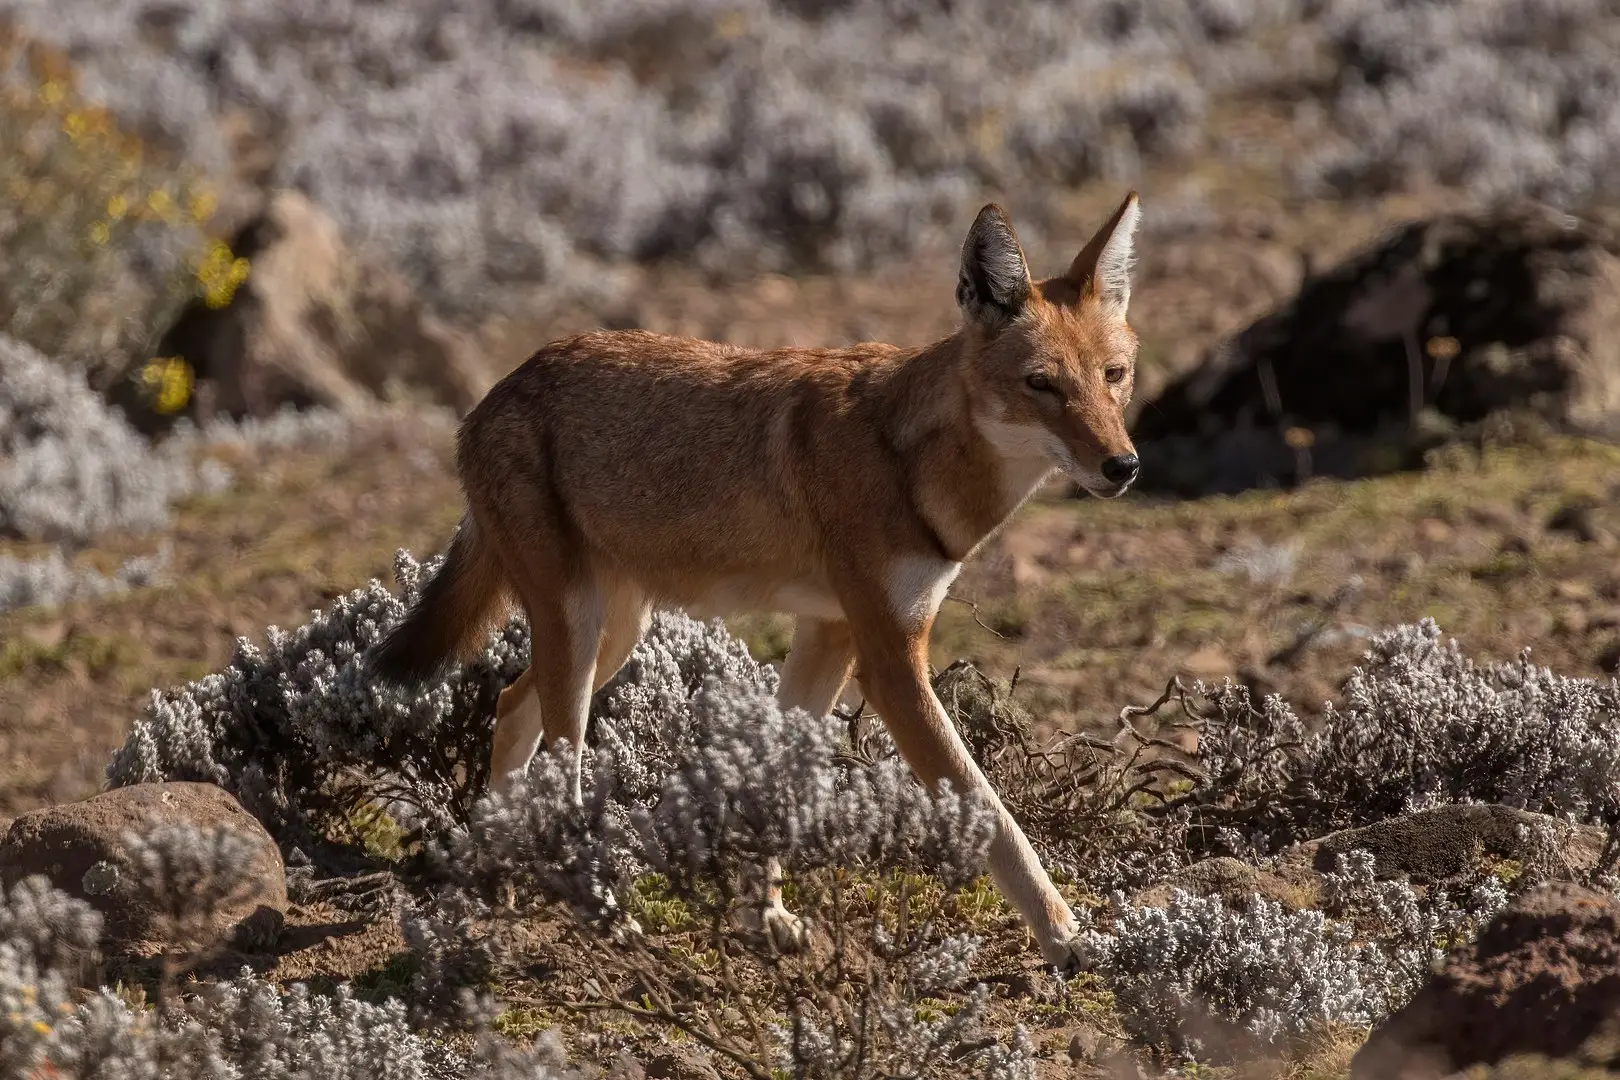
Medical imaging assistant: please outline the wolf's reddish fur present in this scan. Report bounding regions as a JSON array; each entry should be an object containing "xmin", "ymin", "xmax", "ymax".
[{"xmin": 370, "ymin": 193, "xmax": 1144, "ymax": 968}]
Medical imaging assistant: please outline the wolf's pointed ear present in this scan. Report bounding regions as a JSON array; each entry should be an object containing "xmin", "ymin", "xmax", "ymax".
[
  {"xmin": 1067, "ymin": 191, "xmax": 1140, "ymax": 312},
  {"xmin": 956, "ymin": 204, "xmax": 1032, "ymax": 330}
]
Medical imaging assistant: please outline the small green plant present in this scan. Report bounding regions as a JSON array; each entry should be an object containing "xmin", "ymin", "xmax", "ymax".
[
  {"xmin": 344, "ymin": 802, "xmax": 409, "ymax": 863},
  {"xmin": 628, "ymin": 875, "xmax": 694, "ymax": 934}
]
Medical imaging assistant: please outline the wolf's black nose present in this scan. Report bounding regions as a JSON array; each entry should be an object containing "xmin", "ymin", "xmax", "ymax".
[{"xmin": 1101, "ymin": 454, "xmax": 1140, "ymax": 486}]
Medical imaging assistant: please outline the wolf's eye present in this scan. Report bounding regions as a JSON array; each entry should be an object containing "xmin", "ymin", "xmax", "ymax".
[
  {"xmin": 1025, "ymin": 373, "xmax": 1056, "ymax": 394},
  {"xmin": 1104, "ymin": 365, "xmax": 1128, "ymax": 385}
]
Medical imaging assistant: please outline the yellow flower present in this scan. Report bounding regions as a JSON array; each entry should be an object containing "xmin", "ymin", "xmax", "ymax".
[
  {"xmin": 187, "ymin": 187, "xmax": 217, "ymax": 223},
  {"xmin": 194, "ymin": 241, "xmax": 251, "ymax": 309},
  {"xmin": 106, "ymin": 193, "xmax": 128, "ymax": 219},
  {"xmin": 140, "ymin": 356, "xmax": 194, "ymax": 415},
  {"xmin": 31, "ymin": 1020, "xmax": 49, "ymax": 1035},
  {"xmin": 37, "ymin": 79, "xmax": 64, "ymax": 106},
  {"xmin": 87, "ymin": 220, "xmax": 110, "ymax": 245},
  {"xmin": 146, "ymin": 188, "xmax": 175, "ymax": 221}
]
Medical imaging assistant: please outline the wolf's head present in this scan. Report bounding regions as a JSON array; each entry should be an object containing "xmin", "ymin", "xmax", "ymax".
[{"xmin": 955, "ymin": 194, "xmax": 1142, "ymax": 499}]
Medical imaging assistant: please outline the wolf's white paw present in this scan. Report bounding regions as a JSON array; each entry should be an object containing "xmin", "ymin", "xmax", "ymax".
[
  {"xmin": 1043, "ymin": 931, "xmax": 1098, "ymax": 976},
  {"xmin": 610, "ymin": 912, "xmax": 645, "ymax": 945},
  {"xmin": 761, "ymin": 903, "xmax": 810, "ymax": 953},
  {"xmin": 738, "ymin": 901, "xmax": 810, "ymax": 953}
]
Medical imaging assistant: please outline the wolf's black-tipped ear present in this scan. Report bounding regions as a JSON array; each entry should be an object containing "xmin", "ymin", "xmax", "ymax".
[
  {"xmin": 956, "ymin": 203, "xmax": 1032, "ymax": 330},
  {"xmin": 1067, "ymin": 191, "xmax": 1140, "ymax": 312}
]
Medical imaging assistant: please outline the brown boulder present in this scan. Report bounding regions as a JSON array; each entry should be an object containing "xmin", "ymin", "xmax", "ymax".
[
  {"xmin": 1352, "ymin": 883, "xmax": 1620, "ymax": 1079},
  {"xmin": 1274, "ymin": 804, "xmax": 1607, "ymax": 887},
  {"xmin": 1135, "ymin": 202, "xmax": 1620, "ymax": 494},
  {"xmin": 125, "ymin": 189, "xmax": 492, "ymax": 430},
  {"xmin": 0, "ymin": 782, "xmax": 286, "ymax": 957},
  {"xmin": 1132, "ymin": 856, "xmax": 1315, "ymax": 912}
]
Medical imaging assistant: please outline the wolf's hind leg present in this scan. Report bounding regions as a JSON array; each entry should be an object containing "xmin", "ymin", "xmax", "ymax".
[{"xmin": 738, "ymin": 618, "xmax": 857, "ymax": 951}]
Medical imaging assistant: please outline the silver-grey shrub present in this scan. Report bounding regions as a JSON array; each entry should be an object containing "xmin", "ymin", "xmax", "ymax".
[
  {"xmin": 0, "ymin": 0, "xmax": 1290, "ymax": 314},
  {"xmin": 1303, "ymin": 0, "xmax": 1620, "ymax": 206},
  {"xmin": 0, "ymin": 546, "xmax": 169, "ymax": 614},
  {"xmin": 0, "ymin": 868, "xmax": 579, "ymax": 1080},
  {"xmin": 1078, "ymin": 888, "xmax": 1400, "ymax": 1056},
  {"xmin": 1078, "ymin": 848, "xmax": 1513, "ymax": 1060},
  {"xmin": 107, "ymin": 549, "xmax": 531, "ymax": 852},
  {"xmin": 109, "ymin": 547, "xmax": 940, "ymax": 881},
  {"xmin": 0, "ymin": 334, "xmax": 206, "ymax": 545},
  {"xmin": 1183, "ymin": 619, "xmax": 1620, "ymax": 856},
  {"xmin": 1303, "ymin": 619, "xmax": 1620, "ymax": 828},
  {"xmin": 422, "ymin": 686, "xmax": 1012, "ymax": 1078},
  {"xmin": 0, "ymin": 331, "xmax": 364, "ymax": 564},
  {"xmin": 441, "ymin": 674, "xmax": 997, "ymax": 923}
]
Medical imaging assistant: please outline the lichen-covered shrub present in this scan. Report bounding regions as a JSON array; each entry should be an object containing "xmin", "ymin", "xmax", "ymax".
[
  {"xmin": 0, "ymin": 326, "xmax": 367, "ymax": 559},
  {"xmin": 587, "ymin": 602, "xmax": 777, "ymax": 807},
  {"xmin": 109, "ymin": 539, "xmax": 997, "ymax": 878},
  {"xmin": 107, "ymin": 548, "xmax": 811, "ymax": 864},
  {"xmin": 1080, "ymin": 889, "xmax": 1397, "ymax": 1055},
  {"xmin": 439, "ymin": 676, "xmax": 996, "ymax": 922},
  {"xmin": 415, "ymin": 718, "xmax": 1017, "ymax": 1078},
  {"xmin": 108, "ymin": 549, "xmax": 529, "ymax": 852},
  {"xmin": 1301, "ymin": 620, "xmax": 1620, "ymax": 830}
]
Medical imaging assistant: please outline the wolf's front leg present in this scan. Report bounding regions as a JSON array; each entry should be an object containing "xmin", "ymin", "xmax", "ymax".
[{"xmin": 841, "ymin": 565, "xmax": 1086, "ymax": 970}]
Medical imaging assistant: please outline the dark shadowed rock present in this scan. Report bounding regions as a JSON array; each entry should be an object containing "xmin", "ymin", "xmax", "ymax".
[
  {"xmin": 1132, "ymin": 856, "xmax": 1314, "ymax": 912},
  {"xmin": 1352, "ymin": 883, "xmax": 1620, "ymax": 1079},
  {"xmin": 1274, "ymin": 804, "xmax": 1608, "ymax": 886},
  {"xmin": 1134, "ymin": 202, "xmax": 1620, "ymax": 494},
  {"xmin": 0, "ymin": 781, "xmax": 286, "ymax": 957}
]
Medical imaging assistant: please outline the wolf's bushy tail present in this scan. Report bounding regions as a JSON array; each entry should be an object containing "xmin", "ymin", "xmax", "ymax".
[{"xmin": 367, "ymin": 515, "xmax": 507, "ymax": 687}]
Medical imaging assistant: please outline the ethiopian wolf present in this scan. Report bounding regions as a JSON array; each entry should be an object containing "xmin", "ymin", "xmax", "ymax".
[{"xmin": 367, "ymin": 193, "xmax": 1144, "ymax": 970}]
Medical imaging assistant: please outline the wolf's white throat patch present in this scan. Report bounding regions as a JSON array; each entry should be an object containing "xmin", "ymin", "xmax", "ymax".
[
  {"xmin": 885, "ymin": 555, "xmax": 961, "ymax": 630},
  {"xmin": 973, "ymin": 400, "xmax": 1061, "ymax": 508}
]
